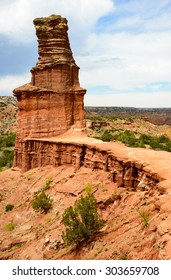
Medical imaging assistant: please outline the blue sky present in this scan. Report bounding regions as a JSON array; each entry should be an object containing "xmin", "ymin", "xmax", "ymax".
[{"xmin": 0, "ymin": 0, "xmax": 171, "ymax": 107}]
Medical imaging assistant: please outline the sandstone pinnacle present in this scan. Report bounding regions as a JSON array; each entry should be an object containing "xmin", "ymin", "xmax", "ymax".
[{"xmin": 13, "ymin": 15, "xmax": 86, "ymax": 170}]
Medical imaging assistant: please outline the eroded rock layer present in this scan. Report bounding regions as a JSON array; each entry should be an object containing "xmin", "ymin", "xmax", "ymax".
[
  {"xmin": 13, "ymin": 15, "xmax": 86, "ymax": 168},
  {"xmin": 14, "ymin": 138, "xmax": 162, "ymax": 193},
  {"xmin": 31, "ymin": 15, "xmax": 80, "ymax": 91}
]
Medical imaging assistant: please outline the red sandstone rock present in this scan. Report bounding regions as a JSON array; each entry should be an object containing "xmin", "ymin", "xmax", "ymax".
[{"xmin": 13, "ymin": 15, "xmax": 86, "ymax": 169}]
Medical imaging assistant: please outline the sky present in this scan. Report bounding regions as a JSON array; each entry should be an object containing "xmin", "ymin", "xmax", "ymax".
[{"xmin": 0, "ymin": 0, "xmax": 171, "ymax": 107}]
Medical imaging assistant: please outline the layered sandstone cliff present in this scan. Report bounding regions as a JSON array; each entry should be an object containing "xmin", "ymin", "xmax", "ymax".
[
  {"xmin": 20, "ymin": 137, "xmax": 162, "ymax": 190},
  {"xmin": 13, "ymin": 15, "xmax": 86, "ymax": 169}
]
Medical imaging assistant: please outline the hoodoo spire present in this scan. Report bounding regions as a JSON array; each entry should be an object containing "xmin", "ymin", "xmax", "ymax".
[{"xmin": 13, "ymin": 15, "xmax": 86, "ymax": 170}]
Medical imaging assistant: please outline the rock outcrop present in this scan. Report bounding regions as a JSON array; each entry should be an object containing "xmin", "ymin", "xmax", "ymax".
[
  {"xmin": 19, "ymin": 138, "xmax": 162, "ymax": 190},
  {"xmin": 13, "ymin": 15, "xmax": 86, "ymax": 169}
]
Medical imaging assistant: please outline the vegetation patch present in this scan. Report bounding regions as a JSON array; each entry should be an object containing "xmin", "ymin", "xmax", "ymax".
[
  {"xmin": 5, "ymin": 204, "xmax": 14, "ymax": 212},
  {"xmin": 42, "ymin": 176, "xmax": 53, "ymax": 191},
  {"xmin": 119, "ymin": 251, "xmax": 129, "ymax": 260},
  {"xmin": 62, "ymin": 184, "xmax": 105, "ymax": 247},
  {"xmin": 86, "ymin": 115, "xmax": 105, "ymax": 121},
  {"xmin": 26, "ymin": 172, "xmax": 35, "ymax": 181},
  {"xmin": 6, "ymin": 222, "xmax": 15, "ymax": 231},
  {"xmin": 0, "ymin": 133, "xmax": 16, "ymax": 148},
  {"xmin": 139, "ymin": 210, "xmax": 152, "ymax": 227},
  {"xmin": 32, "ymin": 191, "xmax": 53, "ymax": 213},
  {"xmin": 86, "ymin": 115, "xmax": 138, "ymax": 121},
  {"xmin": 0, "ymin": 150, "xmax": 14, "ymax": 170},
  {"xmin": 0, "ymin": 133, "xmax": 16, "ymax": 171},
  {"xmin": 97, "ymin": 129, "xmax": 171, "ymax": 152}
]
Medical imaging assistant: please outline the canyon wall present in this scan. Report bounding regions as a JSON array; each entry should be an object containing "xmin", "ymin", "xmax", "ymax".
[{"xmin": 14, "ymin": 139, "xmax": 160, "ymax": 191}]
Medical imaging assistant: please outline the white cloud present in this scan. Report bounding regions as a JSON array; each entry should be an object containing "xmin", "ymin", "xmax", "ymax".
[
  {"xmin": 77, "ymin": 31, "xmax": 171, "ymax": 91},
  {"xmin": 105, "ymin": 0, "xmax": 171, "ymax": 34},
  {"xmin": 0, "ymin": 0, "xmax": 114, "ymax": 43},
  {"xmin": 85, "ymin": 91, "xmax": 171, "ymax": 108},
  {"xmin": 115, "ymin": 0, "xmax": 171, "ymax": 19},
  {"xmin": 0, "ymin": 73, "xmax": 30, "ymax": 95}
]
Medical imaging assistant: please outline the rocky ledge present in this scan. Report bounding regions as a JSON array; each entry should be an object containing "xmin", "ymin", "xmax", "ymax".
[{"xmin": 14, "ymin": 133, "xmax": 171, "ymax": 195}]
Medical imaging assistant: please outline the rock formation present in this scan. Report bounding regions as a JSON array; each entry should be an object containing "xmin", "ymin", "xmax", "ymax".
[
  {"xmin": 21, "ymin": 138, "xmax": 161, "ymax": 190},
  {"xmin": 13, "ymin": 15, "xmax": 86, "ymax": 169}
]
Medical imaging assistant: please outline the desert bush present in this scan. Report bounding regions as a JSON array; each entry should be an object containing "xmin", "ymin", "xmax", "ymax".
[
  {"xmin": 113, "ymin": 130, "xmax": 139, "ymax": 147},
  {"xmin": 86, "ymin": 115, "xmax": 104, "ymax": 121},
  {"xmin": 139, "ymin": 210, "xmax": 151, "ymax": 227},
  {"xmin": 139, "ymin": 134, "xmax": 171, "ymax": 151},
  {"xmin": 0, "ymin": 133, "xmax": 16, "ymax": 148},
  {"xmin": 26, "ymin": 172, "xmax": 34, "ymax": 180},
  {"xmin": 5, "ymin": 133, "xmax": 16, "ymax": 147},
  {"xmin": 62, "ymin": 184, "xmax": 104, "ymax": 247},
  {"xmin": 5, "ymin": 204, "xmax": 14, "ymax": 212},
  {"xmin": 139, "ymin": 134, "xmax": 151, "ymax": 145},
  {"xmin": 119, "ymin": 251, "xmax": 129, "ymax": 260},
  {"xmin": 0, "ymin": 150, "xmax": 14, "ymax": 168},
  {"xmin": 6, "ymin": 222, "xmax": 15, "ymax": 231},
  {"xmin": 101, "ymin": 130, "xmax": 114, "ymax": 142},
  {"xmin": 100, "ymin": 129, "xmax": 171, "ymax": 152},
  {"xmin": 158, "ymin": 135, "xmax": 169, "ymax": 143},
  {"xmin": 42, "ymin": 176, "xmax": 52, "ymax": 191},
  {"xmin": 0, "ymin": 133, "xmax": 15, "ymax": 171},
  {"xmin": 0, "ymin": 137, "xmax": 3, "ymax": 149},
  {"xmin": 32, "ymin": 191, "xmax": 53, "ymax": 213}
]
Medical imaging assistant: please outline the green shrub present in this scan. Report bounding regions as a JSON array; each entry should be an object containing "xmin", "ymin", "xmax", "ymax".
[
  {"xmin": 5, "ymin": 133, "xmax": 16, "ymax": 147},
  {"xmin": 62, "ymin": 185, "xmax": 104, "ymax": 247},
  {"xmin": 139, "ymin": 134, "xmax": 151, "ymax": 145},
  {"xmin": 26, "ymin": 172, "xmax": 34, "ymax": 180},
  {"xmin": 158, "ymin": 135, "xmax": 169, "ymax": 143},
  {"xmin": 139, "ymin": 210, "xmax": 151, "ymax": 227},
  {"xmin": 113, "ymin": 130, "xmax": 139, "ymax": 147},
  {"xmin": 119, "ymin": 251, "xmax": 128, "ymax": 260},
  {"xmin": 6, "ymin": 222, "xmax": 15, "ymax": 231},
  {"xmin": 5, "ymin": 204, "xmax": 14, "ymax": 212},
  {"xmin": 86, "ymin": 115, "xmax": 104, "ymax": 121},
  {"xmin": 0, "ymin": 137, "xmax": 3, "ymax": 149},
  {"xmin": 0, "ymin": 150, "xmax": 14, "ymax": 168},
  {"xmin": 42, "ymin": 176, "xmax": 52, "ymax": 191},
  {"xmin": 0, "ymin": 133, "xmax": 16, "ymax": 148},
  {"xmin": 101, "ymin": 130, "xmax": 171, "ymax": 152},
  {"xmin": 32, "ymin": 191, "xmax": 53, "ymax": 213},
  {"xmin": 139, "ymin": 134, "xmax": 171, "ymax": 151},
  {"xmin": 101, "ymin": 130, "xmax": 114, "ymax": 142}
]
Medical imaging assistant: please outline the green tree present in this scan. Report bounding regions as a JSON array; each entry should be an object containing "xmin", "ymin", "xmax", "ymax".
[
  {"xmin": 5, "ymin": 133, "xmax": 16, "ymax": 147},
  {"xmin": 101, "ymin": 130, "xmax": 114, "ymax": 142},
  {"xmin": 0, "ymin": 150, "xmax": 14, "ymax": 168},
  {"xmin": 62, "ymin": 185, "xmax": 104, "ymax": 247},
  {"xmin": 32, "ymin": 191, "xmax": 53, "ymax": 213}
]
